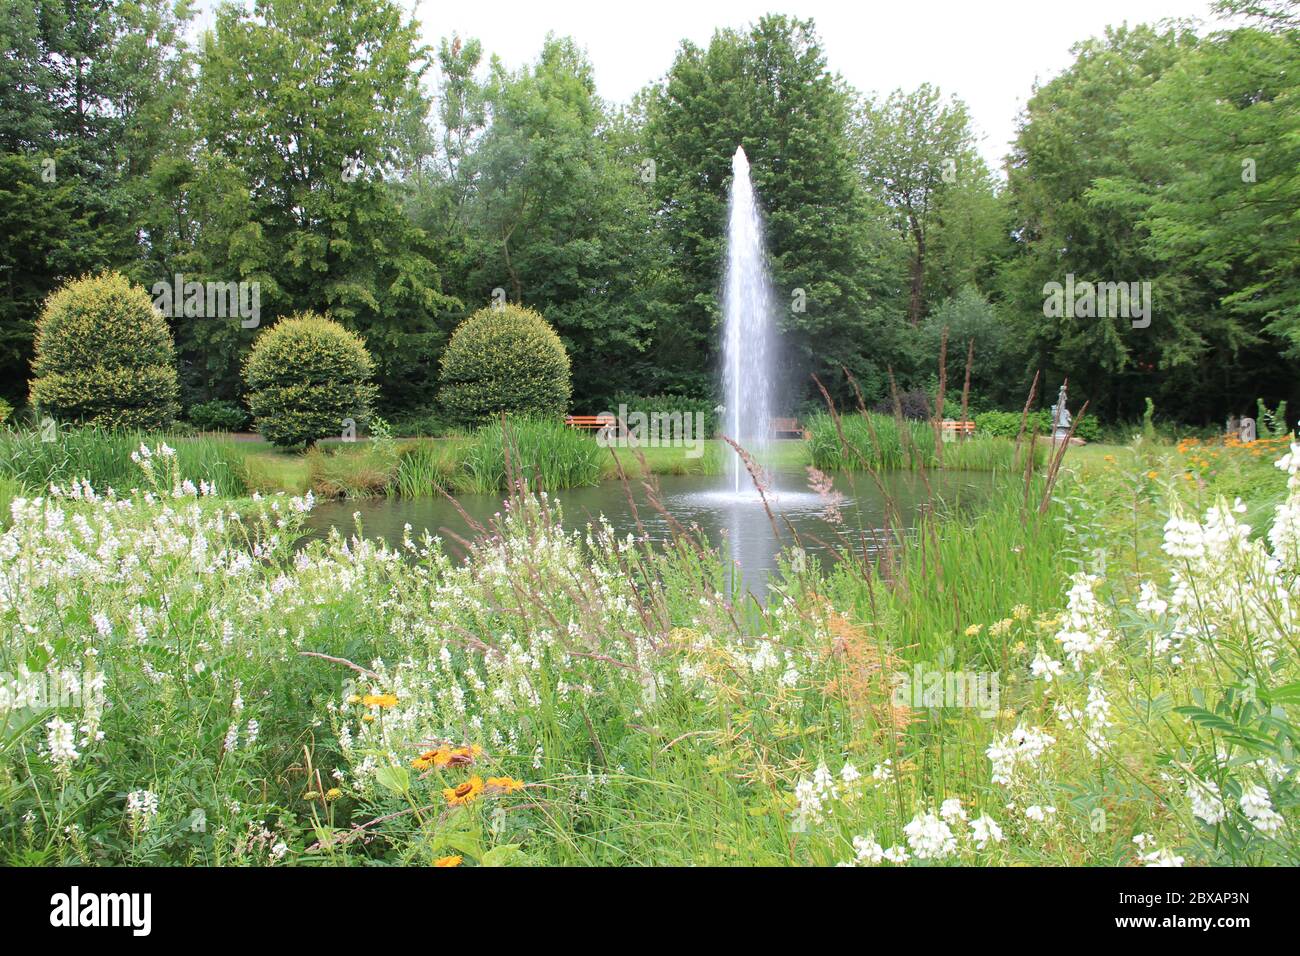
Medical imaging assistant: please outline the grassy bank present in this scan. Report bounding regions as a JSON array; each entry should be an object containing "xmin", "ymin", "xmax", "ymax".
[
  {"xmin": 806, "ymin": 411, "xmax": 1039, "ymax": 472},
  {"xmin": 2, "ymin": 414, "xmax": 1039, "ymax": 505},
  {"xmin": 2, "ymin": 432, "xmax": 1297, "ymax": 865}
]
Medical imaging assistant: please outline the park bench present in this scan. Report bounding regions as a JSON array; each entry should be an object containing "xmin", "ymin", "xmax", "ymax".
[
  {"xmin": 770, "ymin": 417, "xmax": 809, "ymax": 439},
  {"xmin": 940, "ymin": 419, "xmax": 976, "ymax": 438},
  {"xmin": 565, "ymin": 414, "xmax": 616, "ymax": 434}
]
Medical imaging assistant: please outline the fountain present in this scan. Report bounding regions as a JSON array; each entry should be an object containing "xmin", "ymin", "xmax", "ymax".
[{"xmin": 721, "ymin": 146, "xmax": 777, "ymax": 494}]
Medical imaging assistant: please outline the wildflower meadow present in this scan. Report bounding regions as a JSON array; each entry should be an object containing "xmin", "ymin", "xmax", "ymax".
[{"xmin": 1, "ymin": 429, "xmax": 1296, "ymax": 868}]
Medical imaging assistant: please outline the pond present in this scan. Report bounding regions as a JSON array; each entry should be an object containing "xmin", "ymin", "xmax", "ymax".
[{"xmin": 305, "ymin": 468, "xmax": 996, "ymax": 595}]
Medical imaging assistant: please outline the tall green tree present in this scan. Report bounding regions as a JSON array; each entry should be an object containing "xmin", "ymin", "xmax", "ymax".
[
  {"xmin": 1000, "ymin": 23, "xmax": 1201, "ymax": 419},
  {"xmin": 0, "ymin": 0, "xmax": 194, "ymax": 403},
  {"xmin": 645, "ymin": 15, "xmax": 902, "ymax": 407},
  {"xmin": 856, "ymin": 84, "xmax": 983, "ymax": 328},
  {"xmin": 462, "ymin": 36, "xmax": 663, "ymax": 403},
  {"xmin": 1087, "ymin": 9, "xmax": 1300, "ymax": 418},
  {"xmin": 190, "ymin": 0, "xmax": 455, "ymax": 410}
]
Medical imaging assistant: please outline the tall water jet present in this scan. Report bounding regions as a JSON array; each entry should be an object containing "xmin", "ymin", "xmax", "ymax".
[{"xmin": 721, "ymin": 146, "xmax": 777, "ymax": 494}]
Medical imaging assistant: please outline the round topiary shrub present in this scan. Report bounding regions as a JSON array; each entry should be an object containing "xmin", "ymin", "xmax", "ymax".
[
  {"xmin": 438, "ymin": 304, "xmax": 571, "ymax": 426},
  {"xmin": 29, "ymin": 272, "xmax": 181, "ymax": 430},
  {"xmin": 243, "ymin": 313, "xmax": 377, "ymax": 448}
]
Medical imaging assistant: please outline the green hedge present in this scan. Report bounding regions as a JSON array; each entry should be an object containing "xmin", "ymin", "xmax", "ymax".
[
  {"xmin": 438, "ymin": 304, "xmax": 571, "ymax": 426},
  {"xmin": 606, "ymin": 393, "xmax": 716, "ymax": 435},
  {"xmin": 243, "ymin": 313, "xmax": 377, "ymax": 448},
  {"xmin": 29, "ymin": 272, "xmax": 180, "ymax": 430},
  {"xmin": 974, "ymin": 409, "xmax": 1100, "ymax": 442},
  {"xmin": 187, "ymin": 399, "xmax": 249, "ymax": 432}
]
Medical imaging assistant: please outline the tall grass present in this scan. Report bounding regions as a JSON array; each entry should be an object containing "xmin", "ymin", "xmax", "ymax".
[
  {"xmin": 807, "ymin": 412, "xmax": 1033, "ymax": 472},
  {"xmin": 393, "ymin": 439, "xmax": 459, "ymax": 497},
  {"xmin": 456, "ymin": 418, "xmax": 605, "ymax": 494},
  {"xmin": 0, "ymin": 425, "xmax": 250, "ymax": 495}
]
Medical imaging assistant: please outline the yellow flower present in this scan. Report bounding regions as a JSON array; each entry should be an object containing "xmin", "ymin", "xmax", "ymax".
[
  {"xmin": 346, "ymin": 694, "xmax": 362, "ymax": 705},
  {"xmin": 1146, "ymin": 471, "xmax": 1158, "ymax": 479},
  {"xmin": 964, "ymin": 624, "xmax": 982, "ymax": 637},
  {"xmin": 363, "ymin": 693, "xmax": 398, "ymax": 709},
  {"xmin": 443, "ymin": 776, "xmax": 485, "ymax": 806},
  {"xmin": 325, "ymin": 788, "xmax": 342, "ymax": 801},
  {"xmin": 434, "ymin": 855, "xmax": 463, "ymax": 868},
  {"xmin": 1011, "ymin": 604, "xmax": 1031, "ymax": 621},
  {"xmin": 486, "ymin": 776, "xmax": 526, "ymax": 793}
]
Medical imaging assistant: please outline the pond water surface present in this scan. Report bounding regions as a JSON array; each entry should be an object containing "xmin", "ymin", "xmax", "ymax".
[{"xmin": 306, "ymin": 469, "xmax": 995, "ymax": 595}]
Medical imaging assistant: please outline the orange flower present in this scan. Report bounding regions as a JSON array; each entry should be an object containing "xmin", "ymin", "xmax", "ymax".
[
  {"xmin": 362, "ymin": 693, "xmax": 398, "ymax": 709},
  {"xmin": 486, "ymin": 776, "xmax": 526, "ymax": 793},
  {"xmin": 443, "ymin": 776, "xmax": 484, "ymax": 806},
  {"xmin": 434, "ymin": 855, "xmax": 463, "ymax": 867},
  {"xmin": 413, "ymin": 743, "xmax": 483, "ymax": 771}
]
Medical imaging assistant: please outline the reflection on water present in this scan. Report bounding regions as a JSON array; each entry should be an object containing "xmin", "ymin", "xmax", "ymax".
[{"xmin": 304, "ymin": 469, "xmax": 994, "ymax": 595}]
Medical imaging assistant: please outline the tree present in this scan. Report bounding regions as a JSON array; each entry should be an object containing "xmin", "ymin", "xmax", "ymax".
[
  {"xmin": 1087, "ymin": 13, "xmax": 1300, "ymax": 419},
  {"xmin": 437, "ymin": 303, "xmax": 571, "ymax": 425},
  {"xmin": 0, "ymin": 0, "xmax": 195, "ymax": 404},
  {"xmin": 644, "ymin": 15, "xmax": 902, "ymax": 407},
  {"xmin": 461, "ymin": 36, "xmax": 661, "ymax": 403},
  {"xmin": 1000, "ymin": 23, "xmax": 1202, "ymax": 420},
  {"xmin": 191, "ymin": 0, "xmax": 456, "ymax": 411},
  {"xmin": 856, "ymin": 84, "xmax": 982, "ymax": 328}
]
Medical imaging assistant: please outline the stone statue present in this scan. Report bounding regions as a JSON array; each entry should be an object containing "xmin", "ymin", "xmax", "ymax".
[
  {"xmin": 1050, "ymin": 385, "xmax": 1072, "ymax": 440},
  {"xmin": 1239, "ymin": 416, "xmax": 1256, "ymax": 443}
]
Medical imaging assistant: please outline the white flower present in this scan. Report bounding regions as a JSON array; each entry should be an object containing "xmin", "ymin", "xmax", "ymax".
[
  {"xmin": 126, "ymin": 790, "xmax": 159, "ymax": 828},
  {"xmin": 987, "ymin": 724, "xmax": 1054, "ymax": 786},
  {"xmin": 45, "ymin": 717, "xmax": 79, "ymax": 767},
  {"xmin": 903, "ymin": 809, "xmax": 957, "ymax": 860},
  {"xmin": 1024, "ymin": 804, "xmax": 1056, "ymax": 822},
  {"xmin": 852, "ymin": 834, "xmax": 884, "ymax": 864},
  {"xmin": 1141, "ymin": 847, "xmax": 1185, "ymax": 867},
  {"xmin": 1135, "ymin": 581, "xmax": 1167, "ymax": 616},
  {"xmin": 1053, "ymin": 573, "xmax": 1112, "ymax": 669},
  {"xmin": 882, "ymin": 845, "xmax": 910, "ymax": 864},
  {"xmin": 1030, "ymin": 647, "xmax": 1063, "ymax": 682},
  {"xmin": 939, "ymin": 798, "xmax": 967, "ymax": 823},
  {"xmin": 1187, "ymin": 778, "xmax": 1226, "ymax": 825},
  {"xmin": 969, "ymin": 814, "xmax": 1004, "ymax": 849},
  {"xmin": 1239, "ymin": 784, "xmax": 1284, "ymax": 834}
]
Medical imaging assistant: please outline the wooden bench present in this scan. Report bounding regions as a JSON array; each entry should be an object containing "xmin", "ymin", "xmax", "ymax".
[
  {"xmin": 940, "ymin": 419, "xmax": 976, "ymax": 437},
  {"xmin": 770, "ymin": 417, "xmax": 808, "ymax": 439},
  {"xmin": 565, "ymin": 414, "xmax": 616, "ymax": 434}
]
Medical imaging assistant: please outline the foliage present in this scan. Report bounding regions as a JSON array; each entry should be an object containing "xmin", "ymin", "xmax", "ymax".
[
  {"xmin": 0, "ymin": 426, "xmax": 248, "ymax": 497},
  {"xmin": 974, "ymin": 409, "xmax": 1101, "ymax": 442},
  {"xmin": 243, "ymin": 314, "xmax": 378, "ymax": 449},
  {"xmin": 454, "ymin": 418, "xmax": 604, "ymax": 494},
  {"xmin": 437, "ymin": 305, "xmax": 571, "ymax": 426},
  {"xmin": 6, "ymin": 437, "xmax": 1297, "ymax": 864},
  {"xmin": 187, "ymin": 400, "xmax": 249, "ymax": 433},
  {"xmin": 29, "ymin": 272, "xmax": 180, "ymax": 430},
  {"xmin": 188, "ymin": 0, "xmax": 456, "ymax": 409},
  {"xmin": 645, "ymin": 14, "xmax": 903, "ymax": 406}
]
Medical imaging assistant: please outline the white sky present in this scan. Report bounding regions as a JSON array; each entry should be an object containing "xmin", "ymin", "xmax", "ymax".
[{"xmin": 194, "ymin": 0, "xmax": 1224, "ymax": 170}]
